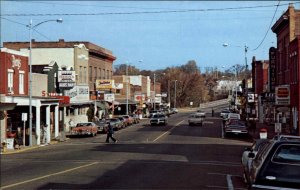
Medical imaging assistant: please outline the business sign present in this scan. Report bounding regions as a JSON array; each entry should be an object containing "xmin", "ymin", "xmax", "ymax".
[
  {"xmin": 275, "ymin": 86, "xmax": 290, "ymax": 105},
  {"xmin": 66, "ymin": 85, "xmax": 89, "ymax": 103},
  {"xmin": 59, "ymin": 83, "xmax": 75, "ymax": 88},
  {"xmin": 96, "ymin": 79, "xmax": 115, "ymax": 89},
  {"xmin": 134, "ymin": 94, "xmax": 145, "ymax": 102},
  {"xmin": 58, "ymin": 70, "xmax": 76, "ymax": 83},
  {"xmin": 104, "ymin": 93, "xmax": 115, "ymax": 102},
  {"xmin": 269, "ymin": 47, "xmax": 276, "ymax": 92}
]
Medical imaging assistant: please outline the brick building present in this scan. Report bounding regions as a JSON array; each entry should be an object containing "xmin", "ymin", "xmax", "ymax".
[{"xmin": 271, "ymin": 3, "xmax": 300, "ymax": 135}]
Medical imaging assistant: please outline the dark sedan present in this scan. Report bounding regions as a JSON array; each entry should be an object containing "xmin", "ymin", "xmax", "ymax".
[
  {"xmin": 224, "ymin": 119, "xmax": 248, "ymax": 137},
  {"xmin": 245, "ymin": 135, "xmax": 300, "ymax": 189}
]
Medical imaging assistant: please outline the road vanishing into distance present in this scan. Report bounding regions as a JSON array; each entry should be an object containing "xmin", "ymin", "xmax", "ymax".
[{"xmin": 1, "ymin": 105, "xmax": 253, "ymax": 190}]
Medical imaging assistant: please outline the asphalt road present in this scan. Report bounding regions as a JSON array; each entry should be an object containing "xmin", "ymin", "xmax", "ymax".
[{"xmin": 1, "ymin": 107, "xmax": 253, "ymax": 190}]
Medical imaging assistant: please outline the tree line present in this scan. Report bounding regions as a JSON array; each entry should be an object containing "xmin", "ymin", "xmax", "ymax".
[{"xmin": 113, "ymin": 60, "xmax": 250, "ymax": 108}]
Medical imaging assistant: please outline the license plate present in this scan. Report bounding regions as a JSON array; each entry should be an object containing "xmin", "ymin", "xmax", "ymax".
[{"xmin": 232, "ymin": 130, "xmax": 241, "ymax": 133}]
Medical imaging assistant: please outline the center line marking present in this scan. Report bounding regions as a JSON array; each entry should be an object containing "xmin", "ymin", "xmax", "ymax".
[
  {"xmin": 153, "ymin": 120, "xmax": 184, "ymax": 142},
  {"xmin": 1, "ymin": 162, "xmax": 99, "ymax": 189}
]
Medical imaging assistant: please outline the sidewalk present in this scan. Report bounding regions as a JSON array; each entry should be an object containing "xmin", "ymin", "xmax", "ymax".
[{"xmin": 0, "ymin": 139, "xmax": 65, "ymax": 155}]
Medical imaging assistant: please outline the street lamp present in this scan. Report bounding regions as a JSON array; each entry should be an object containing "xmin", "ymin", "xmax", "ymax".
[
  {"xmin": 223, "ymin": 43, "xmax": 249, "ymax": 118},
  {"xmin": 28, "ymin": 18, "xmax": 63, "ymax": 146}
]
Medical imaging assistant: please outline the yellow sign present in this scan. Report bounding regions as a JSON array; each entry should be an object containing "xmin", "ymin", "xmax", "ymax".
[{"xmin": 96, "ymin": 79, "xmax": 115, "ymax": 89}]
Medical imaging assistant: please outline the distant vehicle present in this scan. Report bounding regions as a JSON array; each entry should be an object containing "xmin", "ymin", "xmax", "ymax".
[
  {"xmin": 117, "ymin": 117, "xmax": 127, "ymax": 128},
  {"xmin": 70, "ymin": 122, "xmax": 98, "ymax": 137},
  {"xmin": 220, "ymin": 108, "xmax": 232, "ymax": 119},
  {"xmin": 196, "ymin": 109, "xmax": 206, "ymax": 117},
  {"xmin": 129, "ymin": 114, "xmax": 140, "ymax": 124},
  {"xmin": 106, "ymin": 118, "xmax": 122, "ymax": 130},
  {"xmin": 224, "ymin": 119, "xmax": 248, "ymax": 136},
  {"xmin": 122, "ymin": 115, "xmax": 134, "ymax": 125},
  {"xmin": 94, "ymin": 120, "xmax": 108, "ymax": 133},
  {"xmin": 244, "ymin": 135, "xmax": 300, "ymax": 189},
  {"xmin": 170, "ymin": 108, "xmax": 178, "ymax": 114},
  {"xmin": 188, "ymin": 113, "xmax": 204, "ymax": 126},
  {"xmin": 149, "ymin": 110, "xmax": 160, "ymax": 118},
  {"xmin": 224, "ymin": 113, "xmax": 240, "ymax": 121},
  {"xmin": 150, "ymin": 114, "xmax": 168, "ymax": 125}
]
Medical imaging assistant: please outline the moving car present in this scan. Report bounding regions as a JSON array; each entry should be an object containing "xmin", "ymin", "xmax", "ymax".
[
  {"xmin": 150, "ymin": 114, "xmax": 168, "ymax": 125},
  {"xmin": 188, "ymin": 113, "xmax": 204, "ymax": 126},
  {"xmin": 170, "ymin": 108, "xmax": 178, "ymax": 114},
  {"xmin": 244, "ymin": 135, "xmax": 300, "ymax": 189},
  {"xmin": 224, "ymin": 119, "xmax": 248, "ymax": 136},
  {"xmin": 70, "ymin": 122, "xmax": 98, "ymax": 137},
  {"xmin": 196, "ymin": 109, "xmax": 206, "ymax": 117}
]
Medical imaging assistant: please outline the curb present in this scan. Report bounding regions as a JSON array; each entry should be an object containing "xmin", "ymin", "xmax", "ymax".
[{"xmin": 0, "ymin": 139, "xmax": 65, "ymax": 155}]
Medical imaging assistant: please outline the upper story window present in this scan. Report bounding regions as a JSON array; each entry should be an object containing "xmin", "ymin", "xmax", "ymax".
[
  {"xmin": 19, "ymin": 71, "xmax": 25, "ymax": 94},
  {"xmin": 79, "ymin": 66, "xmax": 83, "ymax": 83},
  {"xmin": 8, "ymin": 69, "xmax": 14, "ymax": 94},
  {"xmin": 89, "ymin": 66, "xmax": 92, "ymax": 82}
]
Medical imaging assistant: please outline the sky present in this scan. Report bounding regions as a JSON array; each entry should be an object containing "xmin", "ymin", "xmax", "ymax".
[{"xmin": 1, "ymin": 1, "xmax": 300, "ymax": 71}]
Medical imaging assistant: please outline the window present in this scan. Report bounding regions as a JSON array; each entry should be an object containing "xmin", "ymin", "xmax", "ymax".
[
  {"xmin": 89, "ymin": 66, "xmax": 92, "ymax": 82},
  {"xmin": 8, "ymin": 69, "xmax": 14, "ymax": 93},
  {"xmin": 99, "ymin": 68, "xmax": 101, "ymax": 79},
  {"xmin": 84, "ymin": 67, "xmax": 87, "ymax": 83},
  {"xmin": 79, "ymin": 66, "xmax": 82, "ymax": 83},
  {"xmin": 19, "ymin": 72, "xmax": 24, "ymax": 94},
  {"xmin": 94, "ymin": 67, "xmax": 97, "ymax": 81},
  {"xmin": 103, "ymin": 69, "xmax": 105, "ymax": 79},
  {"xmin": 272, "ymin": 144, "xmax": 300, "ymax": 164}
]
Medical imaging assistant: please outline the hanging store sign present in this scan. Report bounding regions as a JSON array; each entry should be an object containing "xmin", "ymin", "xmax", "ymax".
[
  {"xmin": 134, "ymin": 94, "xmax": 145, "ymax": 102},
  {"xmin": 275, "ymin": 86, "xmax": 290, "ymax": 105},
  {"xmin": 58, "ymin": 70, "xmax": 76, "ymax": 83},
  {"xmin": 104, "ymin": 93, "xmax": 115, "ymax": 102},
  {"xmin": 96, "ymin": 79, "xmax": 115, "ymax": 89},
  {"xmin": 269, "ymin": 47, "xmax": 276, "ymax": 92}
]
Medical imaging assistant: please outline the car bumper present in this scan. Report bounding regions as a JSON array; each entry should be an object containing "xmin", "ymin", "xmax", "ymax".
[
  {"xmin": 150, "ymin": 120, "xmax": 166, "ymax": 125},
  {"xmin": 225, "ymin": 129, "xmax": 248, "ymax": 134}
]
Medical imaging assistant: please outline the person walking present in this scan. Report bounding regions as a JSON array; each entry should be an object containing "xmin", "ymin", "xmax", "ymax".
[{"xmin": 106, "ymin": 122, "xmax": 117, "ymax": 143}]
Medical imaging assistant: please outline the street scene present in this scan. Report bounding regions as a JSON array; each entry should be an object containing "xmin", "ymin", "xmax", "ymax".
[
  {"xmin": 1, "ymin": 1, "xmax": 300, "ymax": 190},
  {"xmin": 2, "ymin": 105, "xmax": 253, "ymax": 190}
]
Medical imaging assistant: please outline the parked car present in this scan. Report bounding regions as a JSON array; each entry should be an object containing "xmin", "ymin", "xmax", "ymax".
[
  {"xmin": 188, "ymin": 113, "xmax": 204, "ymax": 126},
  {"xmin": 130, "ymin": 114, "xmax": 140, "ymax": 124},
  {"xmin": 226, "ymin": 113, "xmax": 240, "ymax": 120},
  {"xmin": 241, "ymin": 139, "xmax": 270, "ymax": 183},
  {"xmin": 122, "ymin": 115, "xmax": 134, "ymax": 125},
  {"xmin": 150, "ymin": 114, "xmax": 168, "ymax": 125},
  {"xmin": 70, "ymin": 122, "xmax": 98, "ymax": 137},
  {"xmin": 94, "ymin": 119, "xmax": 108, "ymax": 133},
  {"xmin": 224, "ymin": 119, "xmax": 248, "ymax": 137},
  {"xmin": 196, "ymin": 109, "xmax": 206, "ymax": 117},
  {"xmin": 106, "ymin": 118, "xmax": 122, "ymax": 130},
  {"xmin": 117, "ymin": 117, "xmax": 127, "ymax": 128},
  {"xmin": 244, "ymin": 135, "xmax": 300, "ymax": 189},
  {"xmin": 220, "ymin": 108, "xmax": 232, "ymax": 119}
]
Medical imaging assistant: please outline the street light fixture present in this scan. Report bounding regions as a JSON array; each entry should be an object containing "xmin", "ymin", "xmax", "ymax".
[
  {"xmin": 28, "ymin": 18, "xmax": 63, "ymax": 146},
  {"xmin": 223, "ymin": 42, "xmax": 249, "ymax": 118}
]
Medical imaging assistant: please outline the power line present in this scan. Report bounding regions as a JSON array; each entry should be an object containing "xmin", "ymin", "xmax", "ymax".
[
  {"xmin": 252, "ymin": 1, "xmax": 281, "ymax": 51},
  {"xmin": 0, "ymin": 16, "xmax": 27, "ymax": 26},
  {"xmin": 1, "ymin": 2, "xmax": 299, "ymax": 17}
]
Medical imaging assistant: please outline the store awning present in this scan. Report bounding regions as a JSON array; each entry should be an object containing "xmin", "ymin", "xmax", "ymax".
[{"xmin": 0, "ymin": 103, "xmax": 17, "ymax": 111}]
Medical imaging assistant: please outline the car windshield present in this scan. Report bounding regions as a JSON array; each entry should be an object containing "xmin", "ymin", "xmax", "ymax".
[
  {"xmin": 153, "ymin": 114, "xmax": 164, "ymax": 118},
  {"xmin": 76, "ymin": 123, "xmax": 92, "ymax": 127},
  {"xmin": 273, "ymin": 145, "xmax": 300, "ymax": 164}
]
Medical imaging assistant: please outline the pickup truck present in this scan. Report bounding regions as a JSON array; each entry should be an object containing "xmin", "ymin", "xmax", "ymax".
[{"xmin": 188, "ymin": 113, "xmax": 204, "ymax": 126}]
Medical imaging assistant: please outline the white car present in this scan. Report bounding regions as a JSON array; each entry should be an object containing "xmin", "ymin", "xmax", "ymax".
[
  {"xmin": 150, "ymin": 114, "xmax": 168, "ymax": 125},
  {"xmin": 224, "ymin": 113, "xmax": 240, "ymax": 121},
  {"xmin": 220, "ymin": 108, "xmax": 232, "ymax": 119},
  {"xmin": 188, "ymin": 113, "xmax": 204, "ymax": 126},
  {"xmin": 196, "ymin": 109, "xmax": 206, "ymax": 117}
]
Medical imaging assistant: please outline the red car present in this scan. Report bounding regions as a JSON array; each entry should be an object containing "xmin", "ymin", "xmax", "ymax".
[{"xmin": 70, "ymin": 122, "xmax": 98, "ymax": 137}]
